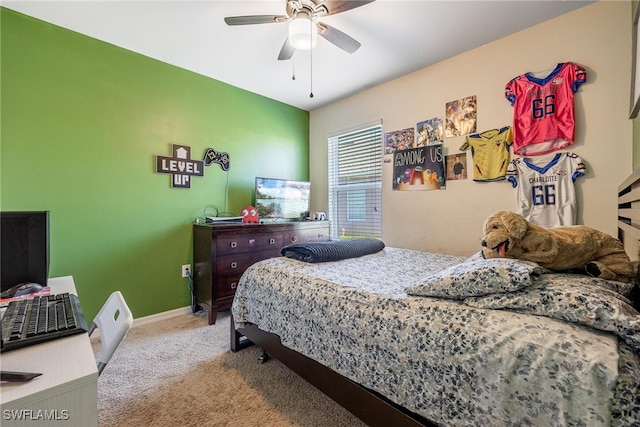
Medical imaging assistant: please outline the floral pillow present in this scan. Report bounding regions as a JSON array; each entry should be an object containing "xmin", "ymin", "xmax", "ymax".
[
  {"xmin": 405, "ymin": 257, "xmax": 545, "ymax": 299},
  {"xmin": 464, "ymin": 251, "xmax": 485, "ymax": 262},
  {"xmin": 546, "ymin": 272, "xmax": 636, "ymax": 299},
  {"xmin": 464, "ymin": 277, "xmax": 640, "ymax": 353}
]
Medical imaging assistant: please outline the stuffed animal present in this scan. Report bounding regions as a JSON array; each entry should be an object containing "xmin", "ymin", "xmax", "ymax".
[
  {"xmin": 481, "ymin": 211, "xmax": 634, "ymax": 283},
  {"xmin": 241, "ymin": 206, "xmax": 259, "ymax": 224}
]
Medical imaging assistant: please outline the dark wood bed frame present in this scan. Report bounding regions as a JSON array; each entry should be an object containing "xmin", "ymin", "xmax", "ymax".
[
  {"xmin": 618, "ymin": 168, "xmax": 640, "ymax": 309},
  {"xmin": 618, "ymin": 168, "xmax": 640, "ymax": 255},
  {"xmin": 229, "ymin": 168, "xmax": 640, "ymax": 427},
  {"xmin": 230, "ymin": 319, "xmax": 436, "ymax": 427}
]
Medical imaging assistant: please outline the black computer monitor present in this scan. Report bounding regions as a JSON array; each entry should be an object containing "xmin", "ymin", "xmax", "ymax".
[{"xmin": 1, "ymin": 211, "xmax": 50, "ymax": 292}]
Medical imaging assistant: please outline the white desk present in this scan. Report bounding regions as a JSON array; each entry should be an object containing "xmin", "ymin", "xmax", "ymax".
[{"xmin": 0, "ymin": 276, "xmax": 98, "ymax": 426}]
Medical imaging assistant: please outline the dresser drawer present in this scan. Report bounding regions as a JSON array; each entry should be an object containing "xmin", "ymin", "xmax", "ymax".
[
  {"xmin": 216, "ymin": 276, "xmax": 242, "ymax": 299},
  {"xmin": 216, "ymin": 232, "xmax": 283, "ymax": 255},
  {"xmin": 216, "ymin": 250, "xmax": 281, "ymax": 276},
  {"xmin": 284, "ymin": 226, "xmax": 329, "ymax": 245}
]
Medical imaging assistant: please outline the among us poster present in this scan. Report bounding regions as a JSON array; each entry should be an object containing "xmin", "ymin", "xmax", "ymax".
[{"xmin": 393, "ymin": 145, "xmax": 446, "ymax": 191}]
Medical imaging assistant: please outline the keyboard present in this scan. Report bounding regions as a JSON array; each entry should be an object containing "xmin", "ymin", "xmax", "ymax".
[{"xmin": 1, "ymin": 293, "xmax": 89, "ymax": 353}]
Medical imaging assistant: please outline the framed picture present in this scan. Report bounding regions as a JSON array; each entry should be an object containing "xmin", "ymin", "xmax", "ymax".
[
  {"xmin": 445, "ymin": 153, "xmax": 468, "ymax": 181},
  {"xmin": 631, "ymin": 5, "xmax": 640, "ymax": 118}
]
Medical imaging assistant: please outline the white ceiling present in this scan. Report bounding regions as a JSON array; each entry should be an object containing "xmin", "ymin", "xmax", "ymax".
[{"xmin": 3, "ymin": 0, "xmax": 595, "ymax": 111}]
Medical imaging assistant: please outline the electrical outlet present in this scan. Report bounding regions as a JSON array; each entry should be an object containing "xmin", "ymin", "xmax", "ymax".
[{"xmin": 181, "ymin": 264, "xmax": 191, "ymax": 278}]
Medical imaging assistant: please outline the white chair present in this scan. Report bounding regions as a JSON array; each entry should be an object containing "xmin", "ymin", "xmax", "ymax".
[{"xmin": 88, "ymin": 291, "xmax": 133, "ymax": 375}]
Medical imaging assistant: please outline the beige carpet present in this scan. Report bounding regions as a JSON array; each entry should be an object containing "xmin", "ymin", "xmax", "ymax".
[{"xmin": 92, "ymin": 310, "xmax": 367, "ymax": 427}]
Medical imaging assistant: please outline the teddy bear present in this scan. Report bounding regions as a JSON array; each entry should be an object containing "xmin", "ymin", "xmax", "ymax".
[{"xmin": 480, "ymin": 211, "xmax": 634, "ymax": 283}]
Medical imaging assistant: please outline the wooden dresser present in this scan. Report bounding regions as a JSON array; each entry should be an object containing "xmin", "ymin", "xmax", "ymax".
[{"xmin": 192, "ymin": 221, "xmax": 330, "ymax": 324}]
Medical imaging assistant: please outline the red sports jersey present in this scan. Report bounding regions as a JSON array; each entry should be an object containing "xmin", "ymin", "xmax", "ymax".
[{"xmin": 505, "ymin": 62, "xmax": 586, "ymax": 156}]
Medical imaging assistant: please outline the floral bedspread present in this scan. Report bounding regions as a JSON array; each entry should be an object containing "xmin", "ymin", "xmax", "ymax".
[{"xmin": 231, "ymin": 247, "xmax": 640, "ymax": 426}]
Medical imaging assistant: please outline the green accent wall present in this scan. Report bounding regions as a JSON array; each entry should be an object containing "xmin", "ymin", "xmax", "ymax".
[{"xmin": 0, "ymin": 8, "xmax": 310, "ymax": 320}]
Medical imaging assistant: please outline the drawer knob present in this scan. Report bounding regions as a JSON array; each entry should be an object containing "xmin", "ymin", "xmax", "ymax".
[
  {"xmin": 231, "ymin": 282, "xmax": 237, "ymax": 289},
  {"xmin": 230, "ymin": 241, "xmax": 237, "ymax": 248},
  {"xmin": 249, "ymin": 239, "xmax": 256, "ymax": 246},
  {"xmin": 231, "ymin": 262, "xmax": 238, "ymax": 269},
  {"xmin": 269, "ymin": 238, "xmax": 276, "ymax": 245},
  {"xmin": 291, "ymin": 236, "xmax": 298, "ymax": 243}
]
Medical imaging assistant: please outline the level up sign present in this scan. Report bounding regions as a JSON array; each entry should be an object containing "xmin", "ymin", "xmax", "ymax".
[{"xmin": 155, "ymin": 144, "xmax": 204, "ymax": 188}]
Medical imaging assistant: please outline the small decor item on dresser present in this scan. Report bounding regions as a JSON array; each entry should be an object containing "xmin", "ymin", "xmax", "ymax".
[
  {"xmin": 313, "ymin": 212, "xmax": 326, "ymax": 221},
  {"xmin": 241, "ymin": 206, "xmax": 259, "ymax": 223}
]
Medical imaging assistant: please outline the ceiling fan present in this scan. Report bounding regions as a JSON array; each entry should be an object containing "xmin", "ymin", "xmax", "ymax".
[{"xmin": 224, "ymin": 0, "xmax": 375, "ymax": 60}]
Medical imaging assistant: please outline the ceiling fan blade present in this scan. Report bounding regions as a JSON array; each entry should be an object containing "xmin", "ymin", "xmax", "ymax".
[
  {"xmin": 317, "ymin": 22, "xmax": 361, "ymax": 54},
  {"xmin": 278, "ymin": 37, "xmax": 295, "ymax": 61},
  {"xmin": 224, "ymin": 15, "xmax": 287, "ymax": 26},
  {"xmin": 323, "ymin": 0, "xmax": 375, "ymax": 16}
]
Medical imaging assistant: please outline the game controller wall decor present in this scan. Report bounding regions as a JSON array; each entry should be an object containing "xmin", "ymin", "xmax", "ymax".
[{"xmin": 203, "ymin": 148, "xmax": 230, "ymax": 171}]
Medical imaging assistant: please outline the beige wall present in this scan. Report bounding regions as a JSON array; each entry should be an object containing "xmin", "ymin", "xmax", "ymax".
[{"xmin": 309, "ymin": 1, "xmax": 633, "ymax": 256}]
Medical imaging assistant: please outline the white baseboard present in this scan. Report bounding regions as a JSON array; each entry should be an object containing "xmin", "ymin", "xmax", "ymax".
[{"xmin": 132, "ymin": 306, "xmax": 192, "ymax": 328}]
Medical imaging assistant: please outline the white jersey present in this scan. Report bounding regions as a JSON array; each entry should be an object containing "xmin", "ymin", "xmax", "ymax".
[{"xmin": 505, "ymin": 152, "xmax": 585, "ymax": 227}]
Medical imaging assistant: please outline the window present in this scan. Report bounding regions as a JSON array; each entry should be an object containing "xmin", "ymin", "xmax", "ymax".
[
  {"xmin": 346, "ymin": 190, "xmax": 366, "ymax": 221},
  {"xmin": 328, "ymin": 123, "xmax": 382, "ymax": 239}
]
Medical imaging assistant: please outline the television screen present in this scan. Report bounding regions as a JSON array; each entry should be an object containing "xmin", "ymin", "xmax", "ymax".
[
  {"xmin": 1, "ymin": 211, "xmax": 50, "ymax": 292},
  {"xmin": 254, "ymin": 178, "xmax": 311, "ymax": 220}
]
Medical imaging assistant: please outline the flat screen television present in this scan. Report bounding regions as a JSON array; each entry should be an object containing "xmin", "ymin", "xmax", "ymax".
[
  {"xmin": 254, "ymin": 177, "xmax": 311, "ymax": 220},
  {"xmin": 1, "ymin": 211, "xmax": 50, "ymax": 292}
]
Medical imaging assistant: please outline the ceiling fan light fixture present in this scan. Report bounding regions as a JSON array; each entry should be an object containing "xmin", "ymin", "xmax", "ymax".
[{"xmin": 288, "ymin": 13, "xmax": 317, "ymax": 50}]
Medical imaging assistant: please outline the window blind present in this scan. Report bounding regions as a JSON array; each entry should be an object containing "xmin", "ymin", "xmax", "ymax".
[{"xmin": 328, "ymin": 124, "xmax": 382, "ymax": 239}]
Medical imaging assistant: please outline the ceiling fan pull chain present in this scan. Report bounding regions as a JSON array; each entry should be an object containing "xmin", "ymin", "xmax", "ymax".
[
  {"xmin": 309, "ymin": 52, "xmax": 314, "ymax": 98},
  {"xmin": 309, "ymin": 17, "xmax": 314, "ymax": 98},
  {"xmin": 292, "ymin": 58, "xmax": 296, "ymax": 80}
]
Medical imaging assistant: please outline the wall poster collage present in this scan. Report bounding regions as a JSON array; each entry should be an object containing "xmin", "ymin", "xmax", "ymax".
[{"xmin": 385, "ymin": 95, "xmax": 475, "ymax": 191}]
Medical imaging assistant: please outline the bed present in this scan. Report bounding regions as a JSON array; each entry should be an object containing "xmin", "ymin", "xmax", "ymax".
[{"xmin": 230, "ymin": 173, "xmax": 640, "ymax": 427}]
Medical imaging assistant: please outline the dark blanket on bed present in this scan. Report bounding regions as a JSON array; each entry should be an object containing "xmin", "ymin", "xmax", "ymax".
[{"xmin": 280, "ymin": 238, "xmax": 385, "ymax": 263}]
